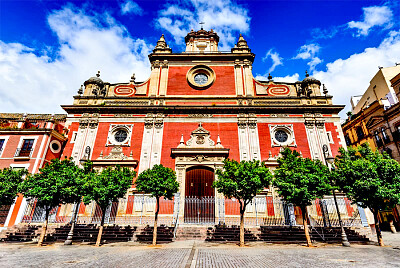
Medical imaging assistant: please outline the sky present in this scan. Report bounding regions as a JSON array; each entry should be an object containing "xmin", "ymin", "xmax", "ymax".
[{"xmin": 1, "ymin": 0, "xmax": 399, "ymax": 117}]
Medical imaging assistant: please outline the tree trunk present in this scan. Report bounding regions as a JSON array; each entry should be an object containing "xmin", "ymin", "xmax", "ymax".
[
  {"xmin": 152, "ymin": 197, "xmax": 160, "ymax": 246},
  {"xmin": 95, "ymin": 206, "xmax": 106, "ymax": 247},
  {"xmin": 301, "ymin": 206, "xmax": 312, "ymax": 247},
  {"xmin": 239, "ymin": 200, "xmax": 246, "ymax": 247},
  {"xmin": 373, "ymin": 209, "xmax": 384, "ymax": 246},
  {"xmin": 38, "ymin": 207, "xmax": 50, "ymax": 247},
  {"xmin": 64, "ymin": 202, "xmax": 80, "ymax": 245}
]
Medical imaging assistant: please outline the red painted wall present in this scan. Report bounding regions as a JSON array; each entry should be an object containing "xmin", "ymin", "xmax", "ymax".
[
  {"xmin": 166, "ymin": 66, "xmax": 236, "ymax": 96},
  {"xmin": 325, "ymin": 122, "xmax": 343, "ymax": 157},
  {"xmin": 161, "ymin": 122, "xmax": 240, "ymax": 169},
  {"xmin": 62, "ymin": 122, "xmax": 79, "ymax": 158},
  {"xmin": 258, "ymin": 122, "xmax": 311, "ymax": 160}
]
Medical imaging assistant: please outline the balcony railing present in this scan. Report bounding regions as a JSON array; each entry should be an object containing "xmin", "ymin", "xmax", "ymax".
[{"xmin": 14, "ymin": 148, "xmax": 33, "ymax": 158}]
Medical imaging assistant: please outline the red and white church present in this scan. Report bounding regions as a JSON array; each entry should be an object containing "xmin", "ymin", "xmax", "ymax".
[{"xmin": 1, "ymin": 29, "xmax": 364, "ymax": 229}]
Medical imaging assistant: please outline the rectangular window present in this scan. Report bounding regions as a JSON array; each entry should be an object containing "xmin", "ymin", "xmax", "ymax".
[
  {"xmin": 18, "ymin": 139, "xmax": 34, "ymax": 157},
  {"xmin": 0, "ymin": 139, "xmax": 4, "ymax": 152}
]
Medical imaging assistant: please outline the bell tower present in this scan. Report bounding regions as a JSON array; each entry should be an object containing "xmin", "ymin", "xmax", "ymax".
[{"xmin": 185, "ymin": 28, "xmax": 219, "ymax": 53}]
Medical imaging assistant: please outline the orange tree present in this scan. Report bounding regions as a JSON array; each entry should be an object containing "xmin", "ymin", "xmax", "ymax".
[
  {"xmin": 273, "ymin": 148, "xmax": 332, "ymax": 247},
  {"xmin": 135, "ymin": 164, "xmax": 178, "ymax": 246},
  {"xmin": 83, "ymin": 165, "xmax": 135, "ymax": 247},
  {"xmin": 334, "ymin": 143, "xmax": 400, "ymax": 246},
  {"xmin": 19, "ymin": 158, "xmax": 86, "ymax": 246},
  {"xmin": 213, "ymin": 159, "xmax": 272, "ymax": 247}
]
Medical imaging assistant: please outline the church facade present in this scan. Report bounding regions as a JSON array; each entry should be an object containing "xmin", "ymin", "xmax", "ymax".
[{"xmin": 56, "ymin": 29, "xmax": 350, "ymax": 225}]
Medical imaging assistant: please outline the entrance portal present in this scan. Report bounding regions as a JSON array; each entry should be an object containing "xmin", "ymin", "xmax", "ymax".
[{"xmin": 184, "ymin": 166, "xmax": 215, "ymax": 223}]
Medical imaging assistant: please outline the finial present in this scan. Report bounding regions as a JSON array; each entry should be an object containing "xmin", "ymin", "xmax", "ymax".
[
  {"xmin": 129, "ymin": 151, "xmax": 133, "ymax": 157},
  {"xmin": 217, "ymin": 135, "xmax": 221, "ymax": 144},
  {"xmin": 268, "ymin": 73, "xmax": 272, "ymax": 81},
  {"xmin": 199, "ymin": 122, "xmax": 202, "ymax": 127},
  {"xmin": 305, "ymin": 70, "xmax": 309, "ymax": 77},
  {"xmin": 323, "ymin": 84, "xmax": 328, "ymax": 95},
  {"xmin": 269, "ymin": 151, "xmax": 272, "ymax": 158},
  {"xmin": 199, "ymin": 22, "xmax": 205, "ymax": 30},
  {"xmin": 299, "ymin": 151, "xmax": 303, "ymax": 157},
  {"xmin": 99, "ymin": 151, "xmax": 103, "ymax": 158},
  {"xmin": 78, "ymin": 85, "xmax": 83, "ymax": 95},
  {"xmin": 96, "ymin": 71, "xmax": 100, "ymax": 77},
  {"xmin": 130, "ymin": 73, "xmax": 136, "ymax": 83},
  {"xmin": 180, "ymin": 134, "xmax": 184, "ymax": 144}
]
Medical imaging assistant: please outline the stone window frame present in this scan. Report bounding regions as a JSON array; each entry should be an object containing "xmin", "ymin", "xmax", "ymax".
[
  {"xmin": 186, "ymin": 65, "xmax": 216, "ymax": 90},
  {"xmin": 106, "ymin": 124, "xmax": 133, "ymax": 147},
  {"xmin": 269, "ymin": 124, "xmax": 297, "ymax": 147}
]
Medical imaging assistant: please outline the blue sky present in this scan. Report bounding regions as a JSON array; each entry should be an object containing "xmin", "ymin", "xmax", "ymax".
[{"xmin": 1, "ymin": 0, "xmax": 399, "ymax": 116}]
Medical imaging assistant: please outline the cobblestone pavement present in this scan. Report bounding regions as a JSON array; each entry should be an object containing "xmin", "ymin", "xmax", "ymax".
[{"xmin": 0, "ymin": 237, "xmax": 399, "ymax": 268}]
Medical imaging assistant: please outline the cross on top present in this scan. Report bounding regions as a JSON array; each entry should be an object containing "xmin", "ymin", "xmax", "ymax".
[{"xmin": 199, "ymin": 22, "xmax": 205, "ymax": 30}]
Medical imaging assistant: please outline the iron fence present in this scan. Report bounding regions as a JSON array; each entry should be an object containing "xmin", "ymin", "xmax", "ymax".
[{"xmin": 20, "ymin": 195, "xmax": 362, "ymax": 227}]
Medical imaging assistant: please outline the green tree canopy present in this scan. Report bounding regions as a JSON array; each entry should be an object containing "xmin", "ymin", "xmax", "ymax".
[
  {"xmin": 213, "ymin": 159, "xmax": 273, "ymax": 246},
  {"xmin": 334, "ymin": 143, "xmax": 400, "ymax": 246},
  {"xmin": 135, "ymin": 164, "xmax": 179, "ymax": 246},
  {"xmin": 273, "ymin": 148, "xmax": 332, "ymax": 207},
  {"xmin": 82, "ymin": 165, "xmax": 135, "ymax": 246},
  {"xmin": 273, "ymin": 148, "xmax": 332, "ymax": 246},
  {"xmin": 19, "ymin": 157, "xmax": 87, "ymax": 246},
  {"xmin": 135, "ymin": 164, "xmax": 178, "ymax": 200},
  {"xmin": 0, "ymin": 168, "xmax": 27, "ymax": 206}
]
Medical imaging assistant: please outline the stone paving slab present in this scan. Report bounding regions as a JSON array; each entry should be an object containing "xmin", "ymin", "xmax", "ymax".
[{"xmin": 0, "ymin": 239, "xmax": 399, "ymax": 268}]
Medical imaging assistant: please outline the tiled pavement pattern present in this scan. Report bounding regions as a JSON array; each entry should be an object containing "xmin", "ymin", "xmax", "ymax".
[
  {"xmin": 1, "ymin": 232, "xmax": 400, "ymax": 268},
  {"xmin": 194, "ymin": 247, "xmax": 400, "ymax": 268}
]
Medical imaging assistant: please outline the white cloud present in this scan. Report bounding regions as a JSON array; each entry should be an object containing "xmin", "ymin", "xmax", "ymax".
[
  {"xmin": 294, "ymin": 43, "xmax": 322, "ymax": 71},
  {"xmin": 156, "ymin": 0, "xmax": 251, "ymax": 50},
  {"xmin": 0, "ymin": 5, "xmax": 151, "ymax": 113},
  {"xmin": 262, "ymin": 49, "xmax": 283, "ymax": 73},
  {"xmin": 348, "ymin": 6, "xmax": 393, "ymax": 36},
  {"xmin": 313, "ymin": 30, "xmax": 400, "ymax": 117},
  {"xmin": 120, "ymin": 0, "xmax": 143, "ymax": 15},
  {"xmin": 255, "ymin": 73, "xmax": 300, "ymax": 83}
]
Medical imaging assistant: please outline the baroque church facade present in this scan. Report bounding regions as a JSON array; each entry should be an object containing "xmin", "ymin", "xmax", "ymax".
[
  {"xmin": 58, "ymin": 28, "xmax": 348, "ymax": 224},
  {"xmin": 1, "ymin": 29, "xmax": 361, "ymax": 229}
]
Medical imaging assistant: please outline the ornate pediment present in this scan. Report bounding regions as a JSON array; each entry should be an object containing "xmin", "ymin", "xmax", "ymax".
[
  {"xmin": 93, "ymin": 146, "xmax": 138, "ymax": 168},
  {"xmin": 171, "ymin": 123, "xmax": 229, "ymax": 158},
  {"xmin": 178, "ymin": 122, "xmax": 223, "ymax": 149}
]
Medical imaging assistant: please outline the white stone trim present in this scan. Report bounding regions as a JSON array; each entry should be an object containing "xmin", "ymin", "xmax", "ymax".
[
  {"xmin": 269, "ymin": 124, "xmax": 296, "ymax": 147},
  {"xmin": 106, "ymin": 124, "xmax": 133, "ymax": 147},
  {"xmin": 0, "ymin": 135, "xmax": 10, "ymax": 157}
]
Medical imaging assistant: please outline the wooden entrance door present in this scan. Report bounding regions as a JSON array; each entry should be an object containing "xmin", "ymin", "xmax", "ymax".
[{"xmin": 184, "ymin": 166, "xmax": 215, "ymax": 223}]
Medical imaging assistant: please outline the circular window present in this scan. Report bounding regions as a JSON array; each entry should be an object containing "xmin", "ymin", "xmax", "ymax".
[
  {"xmin": 50, "ymin": 140, "xmax": 61, "ymax": 154},
  {"xmin": 194, "ymin": 73, "xmax": 208, "ymax": 85},
  {"xmin": 187, "ymin": 65, "xmax": 215, "ymax": 89},
  {"xmin": 275, "ymin": 130, "xmax": 288, "ymax": 143},
  {"xmin": 114, "ymin": 129, "xmax": 128, "ymax": 143}
]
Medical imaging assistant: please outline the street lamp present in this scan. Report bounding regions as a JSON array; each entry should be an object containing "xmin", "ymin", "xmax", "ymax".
[
  {"xmin": 322, "ymin": 144, "xmax": 351, "ymax": 247},
  {"xmin": 65, "ymin": 146, "xmax": 91, "ymax": 245}
]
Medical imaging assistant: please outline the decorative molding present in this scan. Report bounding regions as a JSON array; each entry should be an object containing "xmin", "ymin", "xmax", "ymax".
[{"xmin": 269, "ymin": 124, "xmax": 297, "ymax": 147}]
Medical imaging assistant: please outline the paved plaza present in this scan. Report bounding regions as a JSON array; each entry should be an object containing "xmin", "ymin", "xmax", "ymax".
[{"xmin": 0, "ymin": 232, "xmax": 399, "ymax": 268}]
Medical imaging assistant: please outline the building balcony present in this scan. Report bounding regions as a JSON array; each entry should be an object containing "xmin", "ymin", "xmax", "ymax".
[
  {"xmin": 376, "ymin": 139, "xmax": 384, "ymax": 148},
  {"xmin": 14, "ymin": 148, "xmax": 33, "ymax": 159}
]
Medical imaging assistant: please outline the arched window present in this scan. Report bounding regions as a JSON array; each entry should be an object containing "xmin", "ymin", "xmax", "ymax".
[
  {"xmin": 356, "ymin": 126, "xmax": 364, "ymax": 140},
  {"xmin": 374, "ymin": 130, "xmax": 383, "ymax": 147},
  {"xmin": 345, "ymin": 134, "xmax": 351, "ymax": 146},
  {"xmin": 381, "ymin": 127, "xmax": 390, "ymax": 143}
]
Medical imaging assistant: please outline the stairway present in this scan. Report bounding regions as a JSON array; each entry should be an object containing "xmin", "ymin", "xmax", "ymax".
[
  {"xmin": 49, "ymin": 224, "xmax": 136, "ymax": 243},
  {"xmin": 206, "ymin": 224, "xmax": 259, "ymax": 242},
  {"xmin": 135, "ymin": 225, "xmax": 174, "ymax": 243},
  {"xmin": 0, "ymin": 225, "xmax": 40, "ymax": 242},
  {"xmin": 175, "ymin": 226, "xmax": 208, "ymax": 240}
]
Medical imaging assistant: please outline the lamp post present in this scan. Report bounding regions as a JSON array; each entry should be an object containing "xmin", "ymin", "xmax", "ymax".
[
  {"xmin": 64, "ymin": 146, "xmax": 91, "ymax": 245},
  {"xmin": 322, "ymin": 144, "xmax": 350, "ymax": 247}
]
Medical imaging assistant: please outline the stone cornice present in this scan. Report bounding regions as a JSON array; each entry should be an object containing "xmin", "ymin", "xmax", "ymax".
[
  {"xmin": 148, "ymin": 52, "xmax": 255, "ymax": 63},
  {"xmin": 62, "ymin": 104, "xmax": 345, "ymax": 115}
]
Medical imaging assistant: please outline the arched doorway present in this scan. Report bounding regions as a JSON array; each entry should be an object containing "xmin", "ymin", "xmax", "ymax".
[{"xmin": 184, "ymin": 166, "xmax": 215, "ymax": 223}]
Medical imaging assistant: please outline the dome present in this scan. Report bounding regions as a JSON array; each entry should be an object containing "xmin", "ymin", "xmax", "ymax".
[
  {"xmin": 301, "ymin": 71, "xmax": 321, "ymax": 86},
  {"xmin": 84, "ymin": 71, "xmax": 104, "ymax": 87}
]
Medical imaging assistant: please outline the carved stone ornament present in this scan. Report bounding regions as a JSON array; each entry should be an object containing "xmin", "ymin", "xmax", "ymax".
[
  {"xmin": 192, "ymin": 155, "xmax": 208, "ymax": 162},
  {"xmin": 97, "ymin": 146, "xmax": 133, "ymax": 161},
  {"xmin": 183, "ymin": 123, "xmax": 219, "ymax": 148}
]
